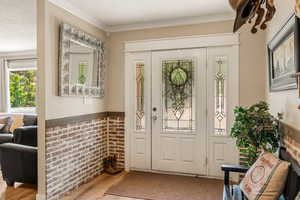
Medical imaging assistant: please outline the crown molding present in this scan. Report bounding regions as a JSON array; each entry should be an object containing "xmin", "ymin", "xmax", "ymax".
[
  {"xmin": 107, "ymin": 13, "xmax": 235, "ymax": 32},
  {"xmin": 48, "ymin": 0, "xmax": 107, "ymax": 31},
  {"xmin": 48, "ymin": 0, "xmax": 234, "ymax": 33}
]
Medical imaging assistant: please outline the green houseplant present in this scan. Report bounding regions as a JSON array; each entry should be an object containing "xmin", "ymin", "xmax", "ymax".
[{"xmin": 231, "ymin": 101, "xmax": 279, "ymax": 166}]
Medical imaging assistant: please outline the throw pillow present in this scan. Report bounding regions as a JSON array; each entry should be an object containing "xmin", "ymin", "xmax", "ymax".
[
  {"xmin": 240, "ymin": 152, "xmax": 290, "ymax": 200},
  {"xmin": 0, "ymin": 124, "xmax": 5, "ymax": 132},
  {"xmin": 296, "ymin": 191, "xmax": 300, "ymax": 200},
  {"xmin": 0, "ymin": 117, "xmax": 13, "ymax": 133}
]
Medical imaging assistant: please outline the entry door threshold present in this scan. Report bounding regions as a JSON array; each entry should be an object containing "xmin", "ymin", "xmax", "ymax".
[{"xmin": 130, "ymin": 167, "xmax": 207, "ymax": 178}]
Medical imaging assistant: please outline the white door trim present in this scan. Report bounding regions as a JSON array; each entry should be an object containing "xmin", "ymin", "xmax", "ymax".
[{"xmin": 124, "ymin": 33, "xmax": 239, "ymax": 53}]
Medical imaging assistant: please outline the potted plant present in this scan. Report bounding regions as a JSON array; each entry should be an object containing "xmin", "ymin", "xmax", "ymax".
[{"xmin": 231, "ymin": 101, "xmax": 279, "ymax": 166}]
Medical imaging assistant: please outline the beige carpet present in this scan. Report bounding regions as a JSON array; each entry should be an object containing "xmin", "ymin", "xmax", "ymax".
[{"xmin": 106, "ymin": 171, "xmax": 223, "ymax": 200}]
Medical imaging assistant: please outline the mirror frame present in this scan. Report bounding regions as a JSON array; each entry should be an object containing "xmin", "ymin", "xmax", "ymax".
[{"xmin": 58, "ymin": 23, "xmax": 105, "ymax": 98}]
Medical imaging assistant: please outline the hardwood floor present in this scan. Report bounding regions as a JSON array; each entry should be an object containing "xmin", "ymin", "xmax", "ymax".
[
  {"xmin": 62, "ymin": 172, "xmax": 128, "ymax": 200},
  {"xmin": 5, "ymin": 183, "xmax": 37, "ymax": 200},
  {"xmin": 0, "ymin": 171, "xmax": 36, "ymax": 200},
  {"xmin": 101, "ymin": 195, "xmax": 143, "ymax": 200}
]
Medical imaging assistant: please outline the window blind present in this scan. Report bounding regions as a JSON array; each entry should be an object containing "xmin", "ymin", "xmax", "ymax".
[{"xmin": 7, "ymin": 58, "xmax": 37, "ymax": 69}]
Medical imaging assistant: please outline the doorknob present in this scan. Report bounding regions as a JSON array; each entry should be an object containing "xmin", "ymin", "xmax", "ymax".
[{"xmin": 152, "ymin": 115, "xmax": 158, "ymax": 121}]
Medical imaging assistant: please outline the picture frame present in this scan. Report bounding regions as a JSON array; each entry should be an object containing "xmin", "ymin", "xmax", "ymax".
[
  {"xmin": 58, "ymin": 23, "xmax": 105, "ymax": 98},
  {"xmin": 268, "ymin": 14, "xmax": 300, "ymax": 92}
]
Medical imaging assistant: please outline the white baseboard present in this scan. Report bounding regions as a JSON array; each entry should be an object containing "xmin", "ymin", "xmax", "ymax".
[{"xmin": 36, "ymin": 193, "xmax": 46, "ymax": 200}]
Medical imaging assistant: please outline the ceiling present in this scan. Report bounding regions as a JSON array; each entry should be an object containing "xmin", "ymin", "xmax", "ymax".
[
  {"xmin": 0, "ymin": 0, "xmax": 36, "ymax": 52},
  {"xmin": 50, "ymin": 0, "xmax": 234, "ymax": 32},
  {"xmin": 0, "ymin": 0, "xmax": 234, "ymax": 52}
]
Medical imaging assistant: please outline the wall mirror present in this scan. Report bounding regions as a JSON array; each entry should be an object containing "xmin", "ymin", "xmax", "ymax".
[{"xmin": 59, "ymin": 23, "xmax": 105, "ymax": 97}]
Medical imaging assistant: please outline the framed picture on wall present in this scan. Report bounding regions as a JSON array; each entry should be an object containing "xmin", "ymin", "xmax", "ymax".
[{"xmin": 268, "ymin": 14, "xmax": 300, "ymax": 92}]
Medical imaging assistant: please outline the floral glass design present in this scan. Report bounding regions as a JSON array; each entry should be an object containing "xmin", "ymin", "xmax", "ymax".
[
  {"xmin": 136, "ymin": 62, "xmax": 145, "ymax": 130},
  {"xmin": 214, "ymin": 58, "xmax": 227, "ymax": 135},
  {"xmin": 162, "ymin": 60, "xmax": 195, "ymax": 132}
]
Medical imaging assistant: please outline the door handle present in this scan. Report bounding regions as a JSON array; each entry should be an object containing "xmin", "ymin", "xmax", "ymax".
[
  {"xmin": 152, "ymin": 115, "xmax": 158, "ymax": 121},
  {"xmin": 152, "ymin": 107, "xmax": 158, "ymax": 121}
]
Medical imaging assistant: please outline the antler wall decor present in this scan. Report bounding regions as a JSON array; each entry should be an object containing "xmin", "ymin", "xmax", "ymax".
[{"xmin": 229, "ymin": 0, "xmax": 276, "ymax": 33}]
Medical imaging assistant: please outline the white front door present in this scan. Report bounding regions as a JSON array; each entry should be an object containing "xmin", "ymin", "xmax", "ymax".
[
  {"xmin": 125, "ymin": 42, "xmax": 239, "ymax": 177},
  {"xmin": 151, "ymin": 49, "xmax": 207, "ymax": 175}
]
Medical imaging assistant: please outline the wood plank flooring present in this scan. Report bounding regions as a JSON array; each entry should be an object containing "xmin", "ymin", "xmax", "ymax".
[
  {"xmin": 62, "ymin": 172, "xmax": 128, "ymax": 200},
  {"xmin": 4, "ymin": 183, "xmax": 37, "ymax": 200},
  {"xmin": 101, "ymin": 195, "xmax": 143, "ymax": 200},
  {"xmin": 0, "ymin": 171, "xmax": 37, "ymax": 200}
]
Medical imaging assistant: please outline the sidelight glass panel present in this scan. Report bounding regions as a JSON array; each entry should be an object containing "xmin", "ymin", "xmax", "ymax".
[
  {"xmin": 162, "ymin": 60, "xmax": 195, "ymax": 132},
  {"xmin": 135, "ymin": 62, "xmax": 145, "ymax": 130},
  {"xmin": 214, "ymin": 57, "xmax": 227, "ymax": 135}
]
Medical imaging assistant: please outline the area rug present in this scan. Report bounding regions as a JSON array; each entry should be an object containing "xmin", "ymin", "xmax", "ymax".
[{"xmin": 105, "ymin": 171, "xmax": 223, "ymax": 200}]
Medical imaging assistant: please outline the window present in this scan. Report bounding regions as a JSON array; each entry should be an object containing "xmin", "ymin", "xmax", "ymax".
[
  {"xmin": 162, "ymin": 60, "xmax": 195, "ymax": 132},
  {"xmin": 214, "ymin": 57, "xmax": 227, "ymax": 135},
  {"xmin": 7, "ymin": 59, "xmax": 37, "ymax": 113},
  {"xmin": 135, "ymin": 62, "xmax": 145, "ymax": 130}
]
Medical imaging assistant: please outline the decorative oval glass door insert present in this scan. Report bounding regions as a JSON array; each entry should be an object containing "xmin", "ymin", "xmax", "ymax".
[{"xmin": 162, "ymin": 60, "xmax": 195, "ymax": 132}]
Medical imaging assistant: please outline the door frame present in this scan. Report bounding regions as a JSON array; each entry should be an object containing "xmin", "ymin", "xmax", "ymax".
[{"xmin": 125, "ymin": 33, "xmax": 240, "ymax": 173}]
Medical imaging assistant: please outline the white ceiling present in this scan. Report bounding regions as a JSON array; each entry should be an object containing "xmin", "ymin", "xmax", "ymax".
[
  {"xmin": 0, "ymin": 0, "xmax": 233, "ymax": 52},
  {"xmin": 0, "ymin": 0, "xmax": 36, "ymax": 52},
  {"xmin": 50, "ymin": 0, "xmax": 234, "ymax": 32}
]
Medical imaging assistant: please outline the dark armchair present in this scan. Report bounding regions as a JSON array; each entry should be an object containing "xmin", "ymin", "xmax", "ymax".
[
  {"xmin": 0, "ymin": 115, "xmax": 37, "ymax": 186},
  {"xmin": 0, "ymin": 143, "xmax": 37, "ymax": 186},
  {"xmin": 0, "ymin": 116, "xmax": 14, "ymax": 144},
  {"xmin": 13, "ymin": 126, "xmax": 37, "ymax": 147}
]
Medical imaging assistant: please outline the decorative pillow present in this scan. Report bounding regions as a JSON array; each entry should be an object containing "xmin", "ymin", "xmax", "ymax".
[
  {"xmin": 0, "ymin": 124, "xmax": 5, "ymax": 132},
  {"xmin": 240, "ymin": 152, "xmax": 290, "ymax": 200},
  {"xmin": 0, "ymin": 117, "xmax": 13, "ymax": 133},
  {"xmin": 296, "ymin": 191, "xmax": 300, "ymax": 200}
]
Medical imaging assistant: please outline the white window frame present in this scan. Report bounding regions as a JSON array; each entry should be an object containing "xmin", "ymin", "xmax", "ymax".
[{"xmin": 5, "ymin": 57, "xmax": 37, "ymax": 114}]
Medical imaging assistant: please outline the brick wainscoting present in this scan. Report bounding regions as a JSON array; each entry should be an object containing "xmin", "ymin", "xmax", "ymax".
[
  {"xmin": 282, "ymin": 122, "xmax": 300, "ymax": 165},
  {"xmin": 45, "ymin": 112, "xmax": 125, "ymax": 200},
  {"xmin": 108, "ymin": 115, "xmax": 125, "ymax": 170}
]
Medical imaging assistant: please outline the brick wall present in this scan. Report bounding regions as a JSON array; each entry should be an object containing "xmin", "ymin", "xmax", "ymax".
[
  {"xmin": 281, "ymin": 122, "xmax": 300, "ymax": 165},
  {"xmin": 108, "ymin": 116, "xmax": 125, "ymax": 169},
  {"xmin": 283, "ymin": 134, "xmax": 300, "ymax": 165},
  {"xmin": 45, "ymin": 113, "xmax": 125, "ymax": 200}
]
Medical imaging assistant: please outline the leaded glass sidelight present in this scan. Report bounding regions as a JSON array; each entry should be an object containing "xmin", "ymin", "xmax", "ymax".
[
  {"xmin": 214, "ymin": 58, "xmax": 227, "ymax": 135},
  {"xmin": 135, "ymin": 62, "xmax": 145, "ymax": 130},
  {"xmin": 162, "ymin": 60, "xmax": 195, "ymax": 132}
]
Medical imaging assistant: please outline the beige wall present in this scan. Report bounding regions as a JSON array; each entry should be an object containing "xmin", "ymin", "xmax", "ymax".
[
  {"xmin": 37, "ymin": 1, "xmax": 109, "ymax": 197},
  {"xmin": 107, "ymin": 21, "xmax": 266, "ymax": 111},
  {"xmin": 266, "ymin": 0, "xmax": 300, "ymax": 126},
  {"xmin": 45, "ymin": 2, "xmax": 108, "ymax": 120}
]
